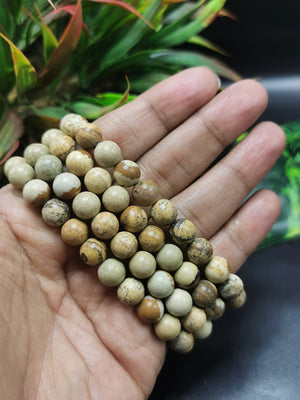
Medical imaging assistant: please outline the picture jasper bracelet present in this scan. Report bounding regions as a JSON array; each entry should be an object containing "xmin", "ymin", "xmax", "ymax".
[{"xmin": 4, "ymin": 113, "xmax": 246, "ymax": 354}]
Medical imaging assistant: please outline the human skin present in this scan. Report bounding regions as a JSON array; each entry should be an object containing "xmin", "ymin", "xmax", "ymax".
[{"xmin": 0, "ymin": 67, "xmax": 285, "ymax": 399}]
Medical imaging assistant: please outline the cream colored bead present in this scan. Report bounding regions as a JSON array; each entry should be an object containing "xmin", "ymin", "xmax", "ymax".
[
  {"xmin": 156, "ymin": 243, "xmax": 183, "ymax": 272},
  {"xmin": 205, "ymin": 256, "xmax": 230, "ymax": 284},
  {"xmin": 41, "ymin": 128, "xmax": 64, "ymax": 147},
  {"xmin": 97, "ymin": 258, "xmax": 126, "ymax": 287},
  {"xmin": 4, "ymin": 156, "xmax": 26, "ymax": 177},
  {"xmin": 117, "ymin": 277, "xmax": 144, "ymax": 306},
  {"xmin": 174, "ymin": 261, "xmax": 200, "ymax": 289},
  {"xmin": 147, "ymin": 270, "xmax": 175, "ymax": 299},
  {"xmin": 154, "ymin": 314, "xmax": 181, "ymax": 341},
  {"xmin": 94, "ymin": 141, "xmax": 122, "ymax": 168},
  {"xmin": 8, "ymin": 163, "xmax": 35, "ymax": 189},
  {"xmin": 35, "ymin": 155, "xmax": 63, "ymax": 182},
  {"xmin": 52, "ymin": 172, "xmax": 81, "ymax": 199},
  {"xmin": 181, "ymin": 306, "xmax": 207, "ymax": 333},
  {"xmin": 72, "ymin": 191, "xmax": 101, "ymax": 220},
  {"xmin": 169, "ymin": 330, "xmax": 194, "ymax": 353},
  {"xmin": 129, "ymin": 251, "xmax": 156, "ymax": 279},
  {"xmin": 23, "ymin": 143, "xmax": 50, "ymax": 166},
  {"xmin": 193, "ymin": 320, "xmax": 213, "ymax": 339},
  {"xmin": 102, "ymin": 185, "xmax": 130, "ymax": 213},
  {"xmin": 165, "ymin": 288, "xmax": 193, "ymax": 317},
  {"xmin": 65, "ymin": 150, "xmax": 94, "ymax": 176},
  {"xmin": 84, "ymin": 167, "xmax": 112, "ymax": 194},
  {"xmin": 22, "ymin": 179, "xmax": 51, "ymax": 207},
  {"xmin": 59, "ymin": 113, "xmax": 87, "ymax": 137}
]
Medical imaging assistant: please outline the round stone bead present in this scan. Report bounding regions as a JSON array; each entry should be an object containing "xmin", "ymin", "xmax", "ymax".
[
  {"xmin": 59, "ymin": 113, "xmax": 87, "ymax": 138},
  {"xmin": 75, "ymin": 123, "xmax": 102, "ymax": 149},
  {"xmin": 4, "ymin": 156, "xmax": 27, "ymax": 177},
  {"xmin": 193, "ymin": 319, "xmax": 213, "ymax": 339},
  {"xmin": 42, "ymin": 198, "xmax": 70, "ymax": 227},
  {"xmin": 226, "ymin": 289, "xmax": 247, "ymax": 309},
  {"xmin": 22, "ymin": 179, "xmax": 51, "ymax": 207},
  {"xmin": 205, "ymin": 297, "xmax": 226, "ymax": 320},
  {"xmin": 205, "ymin": 256, "xmax": 230, "ymax": 284},
  {"xmin": 137, "ymin": 296, "xmax": 164, "ymax": 324},
  {"xmin": 49, "ymin": 134, "xmax": 76, "ymax": 161},
  {"xmin": 61, "ymin": 218, "xmax": 89, "ymax": 246},
  {"xmin": 72, "ymin": 191, "xmax": 101, "ymax": 220},
  {"xmin": 187, "ymin": 237, "xmax": 213, "ymax": 265},
  {"xmin": 8, "ymin": 163, "xmax": 35, "ymax": 189},
  {"xmin": 97, "ymin": 258, "xmax": 126, "ymax": 287},
  {"xmin": 192, "ymin": 280, "xmax": 218, "ymax": 308},
  {"xmin": 218, "ymin": 273, "xmax": 244, "ymax": 300},
  {"xmin": 41, "ymin": 128, "xmax": 64, "ymax": 147},
  {"xmin": 169, "ymin": 330, "xmax": 194, "ymax": 354},
  {"xmin": 154, "ymin": 314, "xmax": 181, "ymax": 341},
  {"xmin": 35, "ymin": 155, "xmax": 63, "ymax": 182},
  {"xmin": 165, "ymin": 288, "xmax": 193, "ymax": 317},
  {"xmin": 80, "ymin": 238, "xmax": 106, "ymax": 266},
  {"xmin": 150, "ymin": 199, "xmax": 177, "ymax": 226},
  {"xmin": 117, "ymin": 277, "xmax": 145, "ymax": 306},
  {"xmin": 181, "ymin": 306, "xmax": 207, "ymax": 333},
  {"xmin": 84, "ymin": 167, "xmax": 112, "ymax": 194},
  {"xmin": 147, "ymin": 270, "xmax": 175, "ymax": 299},
  {"xmin": 102, "ymin": 185, "xmax": 130, "ymax": 213},
  {"xmin": 110, "ymin": 231, "xmax": 138, "ymax": 259},
  {"xmin": 52, "ymin": 172, "xmax": 81, "ymax": 200},
  {"xmin": 156, "ymin": 243, "xmax": 183, "ymax": 272},
  {"xmin": 23, "ymin": 143, "xmax": 50, "ymax": 166},
  {"xmin": 94, "ymin": 141, "xmax": 122, "ymax": 168},
  {"xmin": 129, "ymin": 251, "xmax": 156, "ymax": 279},
  {"xmin": 169, "ymin": 218, "xmax": 196, "ymax": 245},
  {"xmin": 120, "ymin": 205, "xmax": 148, "ymax": 233},
  {"xmin": 91, "ymin": 212, "xmax": 119, "ymax": 240},
  {"xmin": 132, "ymin": 179, "xmax": 160, "ymax": 206},
  {"xmin": 174, "ymin": 261, "xmax": 200, "ymax": 290},
  {"xmin": 113, "ymin": 160, "xmax": 140, "ymax": 187},
  {"xmin": 65, "ymin": 150, "xmax": 94, "ymax": 176},
  {"xmin": 138, "ymin": 225, "xmax": 165, "ymax": 253}
]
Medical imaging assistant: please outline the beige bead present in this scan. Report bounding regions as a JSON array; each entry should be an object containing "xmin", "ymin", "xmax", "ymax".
[
  {"xmin": 23, "ymin": 143, "xmax": 50, "ymax": 166},
  {"xmin": 80, "ymin": 238, "xmax": 106, "ymax": 266},
  {"xmin": 181, "ymin": 306, "xmax": 207, "ymax": 333},
  {"xmin": 52, "ymin": 172, "xmax": 81, "ymax": 200},
  {"xmin": 205, "ymin": 297, "xmax": 225, "ymax": 320},
  {"xmin": 174, "ymin": 261, "xmax": 200, "ymax": 290},
  {"xmin": 72, "ymin": 191, "xmax": 101, "ymax": 220},
  {"xmin": 94, "ymin": 141, "xmax": 122, "ymax": 168},
  {"xmin": 169, "ymin": 330, "xmax": 194, "ymax": 353},
  {"xmin": 165, "ymin": 288, "xmax": 193, "ymax": 317},
  {"xmin": 42, "ymin": 199, "xmax": 70, "ymax": 227},
  {"xmin": 84, "ymin": 167, "xmax": 112, "ymax": 194},
  {"xmin": 138, "ymin": 225, "xmax": 165, "ymax": 253},
  {"xmin": 219, "ymin": 273, "xmax": 244, "ymax": 300},
  {"xmin": 205, "ymin": 256, "xmax": 230, "ymax": 284},
  {"xmin": 187, "ymin": 237, "xmax": 213, "ymax": 265},
  {"xmin": 75, "ymin": 123, "xmax": 102, "ymax": 149},
  {"xmin": 137, "ymin": 296, "xmax": 164, "ymax": 323},
  {"xmin": 8, "ymin": 163, "xmax": 35, "ymax": 189},
  {"xmin": 120, "ymin": 205, "xmax": 148, "ymax": 233},
  {"xmin": 193, "ymin": 320, "xmax": 213, "ymax": 339},
  {"xmin": 117, "ymin": 277, "xmax": 145, "ymax": 306},
  {"xmin": 41, "ymin": 128, "xmax": 64, "ymax": 147},
  {"xmin": 114, "ymin": 160, "xmax": 141, "ymax": 187},
  {"xmin": 129, "ymin": 251, "xmax": 156, "ymax": 279},
  {"xmin": 49, "ymin": 134, "xmax": 76, "ymax": 161},
  {"xmin": 147, "ymin": 270, "xmax": 175, "ymax": 299},
  {"xmin": 22, "ymin": 179, "xmax": 51, "ymax": 207},
  {"xmin": 59, "ymin": 113, "xmax": 87, "ymax": 137},
  {"xmin": 156, "ymin": 243, "xmax": 183, "ymax": 272},
  {"xmin": 102, "ymin": 185, "xmax": 130, "ymax": 213},
  {"xmin": 91, "ymin": 212, "xmax": 119, "ymax": 240},
  {"xmin": 110, "ymin": 231, "xmax": 138, "ymax": 259},
  {"xmin": 154, "ymin": 314, "xmax": 181, "ymax": 341},
  {"xmin": 150, "ymin": 199, "xmax": 177, "ymax": 226},
  {"xmin": 97, "ymin": 258, "xmax": 126, "ymax": 287},
  {"xmin": 61, "ymin": 218, "xmax": 89, "ymax": 246},
  {"xmin": 226, "ymin": 289, "xmax": 247, "ymax": 309},
  {"xmin": 35, "ymin": 155, "xmax": 63, "ymax": 182},
  {"xmin": 65, "ymin": 150, "xmax": 94, "ymax": 176},
  {"xmin": 192, "ymin": 280, "xmax": 218, "ymax": 308},
  {"xmin": 132, "ymin": 179, "xmax": 160, "ymax": 206},
  {"xmin": 4, "ymin": 156, "xmax": 26, "ymax": 177},
  {"xmin": 169, "ymin": 218, "xmax": 196, "ymax": 245}
]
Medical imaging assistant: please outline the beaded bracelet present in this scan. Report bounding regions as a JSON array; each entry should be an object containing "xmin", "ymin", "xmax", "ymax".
[{"xmin": 4, "ymin": 113, "xmax": 246, "ymax": 354}]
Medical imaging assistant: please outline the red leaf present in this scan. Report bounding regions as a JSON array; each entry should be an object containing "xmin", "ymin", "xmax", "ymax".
[{"xmin": 45, "ymin": 4, "xmax": 88, "ymax": 32}]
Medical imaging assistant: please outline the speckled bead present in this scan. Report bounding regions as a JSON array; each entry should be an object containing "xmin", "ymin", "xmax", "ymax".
[
  {"xmin": 61, "ymin": 218, "xmax": 89, "ymax": 246},
  {"xmin": 150, "ymin": 199, "xmax": 177, "ymax": 226},
  {"xmin": 174, "ymin": 261, "xmax": 200, "ymax": 290},
  {"xmin": 4, "ymin": 156, "xmax": 27, "ymax": 177},
  {"xmin": 65, "ymin": 150, "xmax": 94, "ymax": 176},
  {"xmin": 94, "ymin": 141, "xmax": 122, "ymax": 168},
  {"xmin": 120, "ymin": 205, "xmax": 148, "ymax": 233},
  {"xmin": 52, "ymin": 172, "xmax": 81, "ymax": 199},
  {"xmin": 181, "ymin": 306, "xmax": 207, "ymax": 333},
  {"xmin": 169, "ymin": 330, "xmax": 194, "ymax": 354},
  {"xmin": 154, "ymin": 314, "xmax": 181, "ymax": 341},
  {"xmin": 169, "ymin": 218, "xmax": 196, "ymax": 245},
  {"xmin": 75, "ymin": 123, "xmax": 102, "ymax": 149},
  {"xmin": 84, "ymin": 167, "xmax": 112, "ymax": 194},
  {"xmin": 218, "ymin": 273, "xmax": 244, "ymax": 300},
  {"xmin": 138, "ymin": 225, "xmax": 165, "ymax": 253},
  {"xmin": 205, "ymin": 297, "xmax": 225, "ymax": 320},
  {"xmin": 91, "ymin": 211, "xmax": 119, "ymax": 240},
  {"xmin": 193, "ymin": 320, "xmax": 213, "ymax": 339},
  {"xmin": 102, "ymin": 185, "xmax": 130, "ymax": 213},
  {"xmin": 22, "ymin": 179, "xmax": 51, "ymax": 207},
  {"xmin": 156, "ymin": 243, "xmax": 183, "ymax": 272},
  {"xmin": 72, "ymin": 191, "xmax": 101, "ymax": 220},
  {"xmin": 23, "ymin": 143, "xmax": 50, "ymax": 166},
  {"xmin": 97, "ymin": 258, "xmax": 126, "ymax": 287},
  {"xmin": 129, "ymin": 250, "xmax": 156, "ymax": 279},
  {"xmin": 35, "ymin": 154, "xmax": 63, "ymax": 182},
  {"xmin": 147, "ymin": 270, "xmax": 175, "ymax": 299},
  {"xmin": 226, "ymin": 289, "xmax": 247, "ymax": 309},
  {"xmin": 42, "ymin": 198, "xmax": 70, "ymax": 227},
  {"xmin": 205, "ymin": 256, "xmax": 230, "ymax": 284},
  {"xmin": 137, "ymin": 296, "xmax": 164, "ymax": 324},
  {"xmin": 187, "ymin": 237, "xmax": 213, "ymax": 265},
  {"xmin": 117, "ymin": 277, "xmax": 145, "ymax": 306},
  {"xmin": 59, "ymin": 113, "xmax": 87, "ymax": 137},
  {"xmin": 110, "ymin": 231, "xmax": 138, "ymax": 259},
  {"xmin": 132, "ymin": 179, "xmax": 160, "ymax": 206},
  {"xmin": 113, "ymin": 160, "xmax": 140, "ymax": 187},
  {"xmin": 165, "ymin": 288, "xmax": 193, "ymax": 317},
  {"xmin": 49, "ymin": 134, "xmax": 76, "ymax": 161},
  {"xmin": 41, "ymin": 128, "xmax": 64, "ymax": 147},
  {"xmin": 192, "ymin": 280, "xmax": 218, "ymax": 308},
  {"xmin": 80, "ymin": 238, "xmax": 106, "ymax": 266},
  {"xmin": 8, "ymin": 163, "xmax": 35, "ymax": 189}
]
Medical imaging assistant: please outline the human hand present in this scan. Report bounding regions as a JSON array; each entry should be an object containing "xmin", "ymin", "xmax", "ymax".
[{"xmin": 0, "ymin": 67, "xmax": 285, "ymax": 399}]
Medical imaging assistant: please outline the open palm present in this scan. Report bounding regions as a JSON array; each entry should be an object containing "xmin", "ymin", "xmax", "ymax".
[{"xmin": 0, "ymin": 68, "xmax": 285, "ymax": 400}]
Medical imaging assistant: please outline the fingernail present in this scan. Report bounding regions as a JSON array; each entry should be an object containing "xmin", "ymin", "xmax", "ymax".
[{"xmin": 216, "ymin": 75, "xmax": 222, "ymax": 90}]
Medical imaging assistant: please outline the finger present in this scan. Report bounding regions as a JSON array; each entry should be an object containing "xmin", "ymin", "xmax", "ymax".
[
  {"xmin": 209, "ymin": 189, "xmax": 281, "ymax": 272},
  {"xmin": 138, "ymin": 79, "xmax": 269, "ymax": 198},
  {"xmin": 172, "ymin": 121, "xmax": 286, "ymax": 238},
  {"xmin": 94, "ymin": 67, "xmax": 220, "ymax": 160}
]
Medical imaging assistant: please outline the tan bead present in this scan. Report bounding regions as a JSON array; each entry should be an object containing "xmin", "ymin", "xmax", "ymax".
[
  {"xmin": 41, "ymin": 128, "xmax": 64, "ymax": 147},
  {"xmin": 61, "ymin": 218, "xmax": 89, "ymax": 246},
  {"xmin": 138, "ymin": 225, "xmax": 165, "ymax": 253},
  {"xmin": 192, "ymin": 280, "xmax": 218, "ymax": 308},
  {"xmin": 94, "ymin": 141, "xmax": 122, "ymax": 168},
  {"xmin": 137, "ymin": 295, "xmax": 164, "ymax": 323},
  {"xmin": 169, "ymin": 218, "xmax": 196, "ymax": 245},
  {"xmin": 120, "ymin": 205, "xmax": 148, "ymax": 233},
  {"xmin": 219, "ymin": 273, "xmax": 244, "ymax": 300},
  {"xmin": 8, "ymin": 163, "xmax": 35, "ymax": 189},
  {"xmin": 80, "ymin": 238, "xmax": 106, "ymax": 266},
  {"xmin": 205, "ymin": 256, "xmax": 230, "ymax": 284},
  {"xmin": 174, "ymin": 261, "xmax": 200, "ymax": 290},
  {"xmin": 169, "ymin": 330, "xmax": 194, "ymax": 353},
  {"xmin": 226, "ymin": 289, "xmax": 247, "ymax": 309},
  {"xmin": 72, "ymin": 191, "xmax": 101, "ymax": 220},
  {"xmin": 65, "ymin": 150, "xmax": 94, "ymax": 176},
  {"xmin": 49, "ymin": 134, "xmax": 76, "ymax": 161},
  {"xmin": 187, "ymin": 238, "xmax": 213, "ymax": 265},
  {"xmin": 84, "ymin": 167, "xmax": 112, "ymax": 194},
  {"xmin": 113, "ymin": 160, "xmax": 141, "ymax": 187},
  {"xmin": 117, "ymin": 277, "xmax": 145, "ymax": 306},
  {"xmin": 75, "ymin": 123, "xmax": 102, "ymax": 149},
  {"xmin": 193, "ymin": 320, "xmax": 213, "ymax": 339},
  {"xmin": 150, "ymin": 199, "xmax": 177, "ymax": 226},
  {"xmin": 102, "ymin": 185, "xmax": 130, "ymax": 213},
  {"xmin": 23, "ymin": 143, "xmax": 50, "ymax": 166},
  {"xmin": 132, "ymin": 179, "xmax": 160, "ymax": 206},
  {"xmin": 181, "ymin": 306, "xmax": 207, "ymax": 333},
  {"xmin": 97, "ymin": 258, "xmax": 126, "ymax": 287},
  {"xmin": 110, "ymin": 231, "xmax": 138, "ymax": 259},
  {"xmin": 59, "ymin": 113, "xmax": 87, "ymax": 137},
  {"xmin": 42, "ymin": 199, "xmax": 70, "ymax": 227},
  {"xmin": 205, "ymin": 297, "xmax": 225, "ymax": 320},
  {"xmin": 154, "ymin": 314, "xmax": 181, "ymax": 341},
  {"xmin": 129, "ymin": 250, "xmax": 156, "ymax": 279},
  {"xmin": 22, "ymin": 179, "xmax": 51, "ymax": 207},
  {"xmin": 91, "ymin": 212, "xmax": 119, "ymax": 240}
]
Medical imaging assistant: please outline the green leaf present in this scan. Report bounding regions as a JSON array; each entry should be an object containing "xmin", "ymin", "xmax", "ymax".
[
  {"xmin": 188, "ymin": 35, "xmax": 229, "ymax": 56},
  {"xmin": 0, "ymin": 37, "xmax": 16, "ymax": 96},
  {"xmin": 0, "ymin": 110, "xmax": 24, "ymax": 163},
  {"xmin": 35, "ymin": 6, "xmax": 58, "ymax": 63}
]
